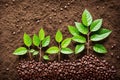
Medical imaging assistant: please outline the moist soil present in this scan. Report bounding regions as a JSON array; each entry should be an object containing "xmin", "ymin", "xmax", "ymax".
[{"xmin": 0, "ymin": 0, "xmax": 120, "ymax": 80}]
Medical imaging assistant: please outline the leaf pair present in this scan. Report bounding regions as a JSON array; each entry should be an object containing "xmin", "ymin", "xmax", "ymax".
[
  {"xmin": 13, "ymin": 33, "xmax": 32, "ymax": 55},
  {"xmin": 13, "ymin": 47, "xmax": 39, "ymax": 56},
  {"xmin": 46, "ymin": 30, "xmax": 73, "ymax": 55},
  {"xmin": 29, "ymin": 49, "xmax": 39, "ymax": 56},
  {"xmin": 33, "ymin": 28, "xmax": 50, "ymax": 47}
]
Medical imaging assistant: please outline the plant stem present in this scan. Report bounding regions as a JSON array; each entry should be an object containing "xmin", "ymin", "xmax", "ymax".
[
  {"xmin": 39, "ymin": 46, "xmax": 42, "ymax": 61},
  {"xmin": 58, "ymin": 43, "xmax": 61, "ymax": 62},
  {"xmin": 87, "ymin": 31, "xmax": 91, "ymax": 55},
  {"xmin": 28, "ymin": 47, "xmax": 32, "ymax": 60}
]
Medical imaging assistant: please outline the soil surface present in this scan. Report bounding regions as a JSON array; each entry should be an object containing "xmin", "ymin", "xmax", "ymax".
[{"xmin": 0, "ymin": 0, "xmax": 120, "ymax": 80}]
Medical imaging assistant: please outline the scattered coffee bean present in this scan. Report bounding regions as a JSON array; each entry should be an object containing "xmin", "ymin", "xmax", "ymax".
[
  {"xmin": 59, "ymin": 20, "xmax": 62, "ymax": 24},
  {"xmin": 5, "ymin": 4, "xmax": 8, "ymax": 7},
  {"xmin": 53, "ymin": 13, "xmax": 56, "ymax": 16},
  {"xmin": 46, "ymin": 4, "xmax": 49, "ymax": 7},
  {"xmin": 12, "ymin": 0, "xmax": 15, "ymax": 2},
  {"xmin": 110, "ymin": 52, "xmax": 114, "ymax": 56},
  {"xmin": 67, "ymin": 3, "xmax": 70, "ymax": 6},
  {"xmin": 64, "ymin": 6, "xmax": 67, "ymax": 9},
  {"xmin": 60, "ymin": 8, "xmax": 63, "ymax": 11},
  {"xmin": 12, "ymin": 32, "xmax": 16, "ymax": 35},
  {"xmin": 117, "ymin": 56, "xmax": 120, "ymax": 59},
  {"xmin": 97, "ymin": 6, "xmax": 99, "ymax": 9},
  {"xmin": 49, "ymin": 17, "xmax": 52, "ymax": 19},
  {"xmin": 6, "ymin": 68, "xmax": 9, "ymax": 71},
  {"xmin": 36, "ymin": 19, "xmax": 40, "ymax": 23}
]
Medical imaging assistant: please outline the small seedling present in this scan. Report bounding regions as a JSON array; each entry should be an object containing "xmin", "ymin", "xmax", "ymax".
[
  {"xmin": 46, "ymin": 30, "xmax": 73, "ymax": 61},
  {"xmin": 13, "ymin": 28, "xmax": 50, "ymax": 61},
  {"xmin": 68, "ymin": 9, "xmax": 112, "ymax": 54},
  {"xmin": 32, "ymin": 28, "xmax": 50, "ymax": 61},
  {"xmin": 13, "ymin": 33, "xmax": 36, "ymax": 60}
]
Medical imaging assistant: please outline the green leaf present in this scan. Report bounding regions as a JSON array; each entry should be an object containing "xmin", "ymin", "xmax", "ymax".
[
  {"xmin": 75, "ymin": 44, "xmax": 85, "ymax": 54},
  {"xmin": 61, "ymin": 38, "xmax": 71, "ymax": 48},
  {"xmin": 90, "ymin": 19, "xmax": 102, "ymax": 32},
  {"xmin": 68, "ymin": 26, "xmax": 79, "ymax": 36},
  {"xmin": 90, "ymin": 28, "xmax": 112, "ymax": 41},
  {"xmin": 72, "ymin": 35, "xmax": 86, "ymax": 43},
  {"xmin": 43, "ymin": 55, "xmax": 50, "ymax": 60},
  {"xmin": 75, "ymin": 22, "xmax": 88, "ymax": 35},
  {"xmin": 46, "ymin": 46, "xmax": 59, "ymax": 54},
  {"xmin": 82, "ymin": 9, "xmax": 93, "ymax": 26},
  {"xmin": 39, "ymin": 28, "xmax": 45, "ymax": 41},
  {"xmin": 23, "ymin": 33, "xmax": 32, "ymax": 47},
  {"xmin": 93, "ymin": 44, "xmax": 107, "ymax": 54},
  {"xmin": 55, "ymin": 30, "xmax": 63, "ymax": 43},
  {"xmin": 29, "ymin": 49, "xmax": 35, "ymax": 53},
  {"xmin": 13, "ymin": 47, "xmax": 27, "ymax": 55},
  {"xmin": 61, "ymin": 48, "xmax": 73, "ymax": 54},
  {"xmin": 42, "ymin": 36, "xmax": 50, "ymax": 47},
  {"xmin": 33, "ymin": 34, "xmax": 40, "ymax": 47},
  {"xmin": 33, "ymin": 51, "xmax": 39, "ymax": 56}
]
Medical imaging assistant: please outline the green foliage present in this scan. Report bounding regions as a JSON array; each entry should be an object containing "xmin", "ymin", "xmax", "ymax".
[
  {"xmin": 33, "ymin": 51, "xmax": 39, "ymax": 56},
  {"xmin": 75, "ymin": 44, "xmax": 85, "ymax": 54},
  {"xmin": 33, "ymin": 34, "xmax": 40, "ymax": 47},
  {"xmin": 75, "ymin": 22, "xmax": 88, "ymax": 35},
  {"xmin": 61, "ymin": 38, "xmax": 71, "ymax": 48},
  {"xmin": 55, "ymin": 30, "xmax": 63, "ymax": 43},
  {"xmin": 46, "ymin": 30, "xmax": 73, "ymax": 61},
  {"xmin": 13, "ymin": 47, "xmax": 27, "ymax": 55},
  {"xmin": 13, "ymin": 9, "xmax": 112, "ymax": 61},
  {"xmin": 23, "ymin": 33, "xmax": 32, "ymax": 47},
  {"xmin": 68, "ymin": 9, "xmax": 112, "ymax": 54},
  {"xmin": 93, "ymin": 44, "xmax": 107, "ymax": 53},
  {"xmin": 39, "ymin": 28, "xmax": 45, "ymax": 41},
  {"xmin": 72, "ymin": 35, "xmax": 86, "ymax": 43},
  {"xmin": 90, "ymin": 28, "xmax": 112, "ymax": 41},
  {"xmin": 29, "ymin": 49, "xmax": 35, "ymax": 53},
  {"xmin": 13, "ymin": 28, "xmax": 50, "ymax": 61},
  {"xmin": 42, "ymin": 36, "xmax": 50, "ymax": 47},
  {"xmin": 46, "ymin": 46, "xmax": 59, "ymax": 54},
  {"xmin": 82, "ymin": 9, "xmax": 93, "ymax": 26},
  {"xmin": 68, "ymin": 26, "xmax": 79, "ymax": 36},
  {"xmin": 43, "ymin": 55, "xmax": 50, "ymax": 60},
  {"xmin": 90, "ymin": 19, "xmax": 102, "ymax": 32},
  {"xmin": 61, "ymin": 48, "xmax": 73, "ymax": 54}
]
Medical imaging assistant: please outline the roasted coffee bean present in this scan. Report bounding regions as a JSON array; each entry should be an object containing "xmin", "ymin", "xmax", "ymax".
[{"xmin": 17, "ymin": 54, "xmax": 116, "ymax": 80}]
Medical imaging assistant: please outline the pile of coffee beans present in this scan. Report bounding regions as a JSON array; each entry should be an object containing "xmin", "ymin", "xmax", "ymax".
[{"xmin": 17, "ymin": 54, "xmax": 116, "ymax": 80}]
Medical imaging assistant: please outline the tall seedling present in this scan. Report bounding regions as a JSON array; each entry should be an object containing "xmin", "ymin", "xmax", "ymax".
[
  {"xmin": 46, "ymin": 30, "xmax": 73, "ymax": 61},
  {"xmin": 68, "ymin": 9, "xmax": 112, "ymax": 54}
]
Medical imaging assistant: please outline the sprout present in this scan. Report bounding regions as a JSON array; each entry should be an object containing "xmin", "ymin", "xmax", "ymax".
[{"xmin": 46, "ymin": 30, "xmax": 73, "ymax": 61}]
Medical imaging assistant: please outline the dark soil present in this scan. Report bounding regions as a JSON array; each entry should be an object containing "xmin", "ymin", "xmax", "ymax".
[{"xmin": 0, "ymin": 0, "xmax": 120, "ymax": 80}]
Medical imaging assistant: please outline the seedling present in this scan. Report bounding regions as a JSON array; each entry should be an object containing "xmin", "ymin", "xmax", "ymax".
[
  {"xmin": 68, "ymin": 9, "xmax": 112, "ymax": 54},
  {"xmin": 13, "ymin": 33, "xmax": 36, "ymax": 60},
  {"xmin": 46, "ymin": 30, "xmax": 73, "ymax": 61},
  {"xmin": 32, "ymin": 28, "xmax": 50, "ymax": 61},
  {"xmin": 13, "ymin": 28, "xmax": 50, "ymax": 61}
]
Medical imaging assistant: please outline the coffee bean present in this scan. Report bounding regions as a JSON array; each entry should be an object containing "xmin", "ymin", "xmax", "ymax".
[{"xmin": 17, "ymin": 54, "xmax": 116, "ymax": 80}]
